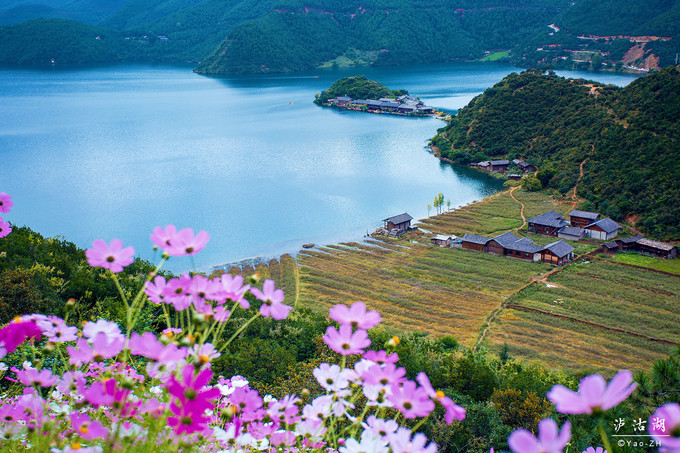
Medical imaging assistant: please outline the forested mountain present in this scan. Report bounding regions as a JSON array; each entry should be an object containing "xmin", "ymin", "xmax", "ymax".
[
  {"xmin": 430, "ymin": 66, "xmax": 680, "ymax": 240},
  {"xmin": 0, "ymin": 0, "xmax": 678, "ymax": 71},
  {"xmin": 195, "ymin": 0, "xmax": 569, "ymax": 74},
  {"xmin": 513, "ymin": 0, "xmax": 680, "ymax": 71}
]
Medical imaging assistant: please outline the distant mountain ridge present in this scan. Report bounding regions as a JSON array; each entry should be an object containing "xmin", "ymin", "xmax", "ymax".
[{"xmin": 0, "ymin": 0, "xmax": 677, "ymax": 72}]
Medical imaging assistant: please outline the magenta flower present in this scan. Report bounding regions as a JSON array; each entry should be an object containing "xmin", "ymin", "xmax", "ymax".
[
  {"xmin": 582, "ymin": 448, "xmax": 606, "ymax": 453},
  {"xmin": 362, "ymin": 363, "xmax": 406, "ymax": 388},
  {"xmin": 162, "ymin": 274, "xmax": 193, "ymax": 311},
  {"xmin": 0, "ymin": 218, "xmax": 11, "ymax": 239},
  {"xmin": 166, "ymin": 364, "xmax": 221, "ymax": 412},
  {"xmin": 67, "ymin": 333, "xmax": 125, "ymax": 366},
  {"xmin": 416, "ymin": 372, "xmax": 465, "ymax": 423},
  {"xmin": 364, "ymin": 349, "xmax": 399, "ymax": 366},
  {"xmin": 15, "ymin": 367, "xmax": 58, "ymax": 387},
  {"xmin": 330, "ymin": 301, "xmax": 382, "ymax": 329},
  {"xmin": 82, "ymin": 319, "xmax": 122, "ymax": 341},
  {"xmin": 323, "ymin": 324, "xmax": 371, "ymax": 355},
  {"xmin": 0, "ymin": 321, "xmax": 41, "ymax": 356},
  {"xmin": 649, "ymin": 403, "xmax": 680, "ymax": 452},
  {"xmin": 0, "ymin": 193, "xmax": 12, "ymax": 213},
  {"xmin": 85, "ymin": 238, "xmax": 135, "ymax": 273},
  {"xmin": 220, "ymin": 274, "xmax": 251, "ymax": 308},
  {"xmin": 228, "ymin": 385, "xmax": 265, "ymax": 422},
  {"xmin": 144, "ymin": 276, "xmax": 168, "ymax": 304},
  {"xmin": 508, "ymin": 419, "xmax": 571, "ymax": 453},
  {"xmin": 70, "ymin": 413, "xmax": 108, "ymax": 440},
  {"xmin": 34, "ymin": 315, "xmax": 77, "ymax": 343},
  {"xmin": 251, "ymin": 279, "xmax": 292, "ymax": 320},
  {"xmin": 389, "ymin": 380, "xmax": 435, "ymax": 419},
  {"xmin": 166, "ymin": 227, "xmax": 209, "ymax": 256},
  {"xmin": 150, "ymin": 224, "xmax": 178, "ymax": 251},
  {"xmin": 547, "ymin": 370, "xmax": 637, "ymax": 414}
]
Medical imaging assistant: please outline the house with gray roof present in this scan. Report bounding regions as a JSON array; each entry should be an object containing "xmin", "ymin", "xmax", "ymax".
[
  {"xmin": 527, "ymin": 211, "xmax": 569, "ymax": 236},
  {"xmin": 584, "ymin": 217, "xmax": 620, "ymax": 240},
  {"xmin": 558, "ymin": 226, "xmax": 586, "ymax": 241},
  {"xmin": 461, "ymin": 233, "xmax": 492, "ymax": 252},
  {"xmin": 541, "ymin": 240, "xmax": 575, "ymax": 265},
  {"xmin": 383, "ymin": 213, "xmax": 413, "ymax": 234},
  {"xmin": 569, "ymin": 210, "xmax": 601, "ymax": 228}
]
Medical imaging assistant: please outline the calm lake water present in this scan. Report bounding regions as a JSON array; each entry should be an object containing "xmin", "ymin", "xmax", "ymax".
[{"xmin": 0, "ymin": 62, "xmax": 640, "ymax": 272}]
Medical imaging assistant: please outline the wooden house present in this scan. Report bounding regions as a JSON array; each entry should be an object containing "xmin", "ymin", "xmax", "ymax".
[
  {"xmin": 507, "ymin": 174, "xmax": 523, "ymax": 181},
  {"xmin": 518, "ymin": 161, "xmax": 536, "ymax": 173},
  {"xmin": 487, "ymin": 231, "xmax": 520, "ymax": 255},
  {"xmin": 558, "ymin": 226, "xmax": 586, "ymax": 241},
  {"xmin": 383, "ymin": 213, "xmax": 413, "ymax": 233},
  {"xmin": 634, "ymin": 238, "xmax": 678, "ymax": 259},
  {"xmin": 335, "ymin": 96, "xmax": 352, "ymax": 107},
  {"xmin": 527, "ymin": 211, "xmax": 569, "ymax": 236},
  {"xmin": 602, "ymin": 242, "xmax": 619, "ymax": 254},
  {"xmin": 615, "ymin": 236, "xmax": 643, "ymax": 251},
  {"xmin": 461, "ymin": 233, "xmax": 492, "ymax": 252},
  {"xmin": 541, "ymin": 240, "xmax": 575, "ymax": 265},
  {"xmin": 489, "ymin": 159, "xmax": 510, "ymax": 172},
  {"xmin": 584, "ymin": 217, "xmax": 620, "ymax": 240},
  {"xmin": 431, "ymin": 234, "xmax": 454, "ymax": 247},
  {"xmin": 569, "ymin": 210, "xmax": 600, "ymax": 228}
]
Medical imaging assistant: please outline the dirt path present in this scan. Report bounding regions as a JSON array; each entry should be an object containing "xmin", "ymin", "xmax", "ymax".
[
  {"xmin": 570, "ymin": 158, "xmax": 588, "ymax": 210},
  {"xmin": 509, "ymin": 185, "xmax": 527, "ymax": 232}
]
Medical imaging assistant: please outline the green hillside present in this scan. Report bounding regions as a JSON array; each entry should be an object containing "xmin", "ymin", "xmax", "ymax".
[
  {"xmin": 430, "ymin": 66, "xmax": 680, "ymax": 240},
  {"xmin": 313, "ymin": 75, "xmax": 408, "ymax": 104}
]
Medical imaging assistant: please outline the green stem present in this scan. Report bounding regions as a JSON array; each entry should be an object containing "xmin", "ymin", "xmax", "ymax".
[
  {"xmin": 598, "ymin": 420, "xmax": 613, "ymax": 453},
  {"xmin": 111, "ymin": 273, "xmax": 129, "ymax": 310},
  {"xmin": 411, "ymin": 414, "xmax": 430, "ymax": 434},
  {"xmin": 219, "ymin": 312, "xmax": 261, "ymax": 352}
]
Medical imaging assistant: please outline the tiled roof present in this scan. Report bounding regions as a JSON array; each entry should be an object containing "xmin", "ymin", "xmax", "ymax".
[
  {"xmin": 383, "ymin": 213, "xmax": 413, "ymax": 224},
  {"xmin": 432, "ymin": 234, "xmax": 452, "ymax": 241},
  {"xmin": 618, "ymin": 235, "xmax": 643, "ymax": 244},
  {"xmin": 569, "ymin": 209, "xmax": 600, "ymax": 220},
  {"xmin": 544, "ymin": 240, "xmax": 575, "ymax": 258},
  {"xmin": 636, "ymin": 238, "xmax": 676, "ymax": 251},
  {"xmin": 603, "ymin": 242, "xmax": 619, "ymax": 250},
  {"xmin": 527, "ymin": 211, "xmax": 569, "ymax": 228},
  {"xmin": 559, "ymin": 226, "xmax": 585, "ymax": 237},
  {"xmin": 585, "ymin": 217, "xmax": 620, "ymax": 233},
  {"xmin": 461, "ymin": 233, "xmax": 492, "ymax": 245},
  {"xmin": 492, "ymin": 231, "xmax": 521, "ymax": 247},
  {"xmin": 489, "ymin": 159, "xmax": 510, "ymax": 166}
]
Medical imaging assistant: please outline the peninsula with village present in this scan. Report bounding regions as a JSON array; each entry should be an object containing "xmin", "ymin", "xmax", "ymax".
[{"xmin": 314, "ymin": 75, "xmax": 437, "ymax": 116}]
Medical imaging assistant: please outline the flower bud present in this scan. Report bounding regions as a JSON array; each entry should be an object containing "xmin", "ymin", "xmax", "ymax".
[
  {"xmin": 248, "ymin": 272, "xmax": 262, "ymax": 285},
  {"xmin": 66, "ymin": 298, "xmax": 77, "ymax": 306},
  {"xmin": 386, "ymin": 336, "xmax": 400, "ymax": 348}
]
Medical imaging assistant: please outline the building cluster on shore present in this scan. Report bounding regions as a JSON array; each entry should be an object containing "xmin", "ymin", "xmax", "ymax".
[
  {"xmin": 470, "ymin": 158, "xmax": 537, "ymax": 180},
  {"xmin": 326, "ymin": 94, "xmax": 436, "ymax": 116}
]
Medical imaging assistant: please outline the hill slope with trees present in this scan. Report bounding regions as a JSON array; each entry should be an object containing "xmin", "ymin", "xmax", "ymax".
[{"xmin": 430, "ymin": 66, "xmax": 680, "ymax": 239}]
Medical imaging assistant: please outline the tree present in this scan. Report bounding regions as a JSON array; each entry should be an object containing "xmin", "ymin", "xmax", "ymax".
[
  {"xmin": 434, "ymin": 193, "xmax": 445, "ymax": 214},
  {"xmin": 427, "ymin": 204, "xmax": 432, "ymax": 217}
]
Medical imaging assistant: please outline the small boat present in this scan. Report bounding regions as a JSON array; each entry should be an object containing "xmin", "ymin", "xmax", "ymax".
[{"xmin": 302, "ymin": 243, "xmax": 315, "ymax": 249}]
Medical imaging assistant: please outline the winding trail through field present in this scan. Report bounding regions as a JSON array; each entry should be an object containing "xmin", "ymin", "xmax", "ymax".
[{"xmin": 510, "ymin": 185, "xmax": 527, "ymax": 232}]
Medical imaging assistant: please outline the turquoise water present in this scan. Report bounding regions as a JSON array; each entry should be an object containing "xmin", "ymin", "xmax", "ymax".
[{"xmin": 0, "ymin": 63, "xmax": 640, "ymax": 272}]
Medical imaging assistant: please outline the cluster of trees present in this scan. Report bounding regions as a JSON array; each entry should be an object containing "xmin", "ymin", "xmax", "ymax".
[
  {"xmin": 314, "ymin": 75, "xmax": 407, "ymax": 105},
  {"xmin": 431, "ymin": 66, "xmax": 680, "ymax": 239}
]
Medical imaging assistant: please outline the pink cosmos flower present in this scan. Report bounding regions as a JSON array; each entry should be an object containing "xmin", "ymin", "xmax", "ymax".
[
  {"xmin": 67, "ymin": 333, "xmax": 125, "ymax": 366},
  {"xmin": 250, "ymin": 279, "xmax": 292, "ymax": 320},
  {"xmin": 649, "ymin": 403, "xmax": 680, "ymax": 452},
  {"xmin": 364, "ymin": 350, "xmax": 399, "ymax": 366},
  {"xmin": 268, "ymin": 395, "xmax": 301, "ymax": 425},
  {"xmin": 0, "ymin": 218, "xmax": 11, "ymax": 239},
  {"xmin": 416, "ymin": 372, "xmax": 466, "ymax": 423},
  {"xmin": 166, "ymin": 227, "xmax": 209, "ymax": 256},
  {"xmin": 70, "ymin": 413, "xmax": 108, "ymax": 440},
  {"xmin": 144, "ymin": 276, "xmax": 168, "ymax": 304},
  {"xmin": 162, "ymin": 274, "xmax": 193, "ymax": 311},
  {"xmin": 168, "ymin": 399, "xmax": 212, "ymax": 435},
  {"xmin": 229, "ymin": 386, "xmax": 265, "ymax": 422},
  {"xmin": 34, "ymin": 315, "xmax": 77, "ymax": 343},
  {"xmin": 389, "ymin": 427, "xmax": 437, "ymax": 453},
  {"xmin": 15, "ymin": 367, "xmax": 59, "ymax": 387},
  {"xmin": 582, "ymin": 448, "xmax": 606, "ymax": 453},
  {"xmin": 508, "ymin": 419, "xmax": 571, "ymax": 453},
  {"xmin": 0, "ymin": 321, "xmax": 41, "ymax": 356},
  {"xmin": 0, "ymin": 193, "xmax": 13, "ymax": 213},
  {"xmin": 166, "ymin": 364, "xmax": 221, "ymax": 413},
  {"xmin": 82, "ymin": 319, "xmax": 122, "ymax": 342},
  {"xmin": 330, "ymin": 302, "xmax": 382, "ymax": 330},
  {"xmin": 220, "ymin": 274, "xmax": 251, "ymax": 308},
  {"xmin": 323, "ymin": 324, "xmax": 371, "ymax": 355},
  {"xmin": 363, "ymin": 415, "xmax": 399, "ymax": 439},
  {"xmin": 85, "ymin": 239, "xmax": 135, "ymax": 273},
  {"xmin": 150, "ymin": 224, "xmax": 178, "ymax": 251},
  {"xmin": 547, "ymin": 370, "xmax": 637, "ymax": 414},
  {"xmin": 313, "ymin": 363, "xmax": 352, "ymax": 391},
  {"xmin": 341, "ymin": 431, "xmax": 389, "ymax": 453},
  {"xmin": 363, "ymin": 363, "xmax": 406, "ymax": 388},
  {"xmin": 128, "ymin": 332, "xmax": 165, "ymax": 359},
  {"xmin": 389, "ymin": 380, "xmax": 435, "ymax": 419}
]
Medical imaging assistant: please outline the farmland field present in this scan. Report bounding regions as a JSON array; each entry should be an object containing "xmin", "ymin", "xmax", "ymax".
[{"xmin": 220, "ymin": 188, "xmax": 679, "ymax": 373}]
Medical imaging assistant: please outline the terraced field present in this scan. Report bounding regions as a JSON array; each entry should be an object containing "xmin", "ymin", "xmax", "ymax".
[
  {"xmin": 484, "ymin": 258, "xmax": 680, "ymax": 374},
  {"xmin": 217, "ymin": 188, "xmax": 680, "ymax": 373}
]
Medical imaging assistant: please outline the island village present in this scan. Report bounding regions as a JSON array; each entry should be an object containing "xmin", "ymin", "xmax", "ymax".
[{"xmin": 324, "ymin": 94, "xmax": 437, "ymax": 116}]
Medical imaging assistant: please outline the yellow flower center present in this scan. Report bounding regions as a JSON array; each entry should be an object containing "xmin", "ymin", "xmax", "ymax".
[{"xmin": 436, "ymin": 390, "xmax": 445, "ymax": 398}]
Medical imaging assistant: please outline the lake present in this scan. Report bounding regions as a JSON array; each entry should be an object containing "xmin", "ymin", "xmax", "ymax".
[{"xmin": 0, "ymin": 62, "xmax": 640, "ymax": 272}]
